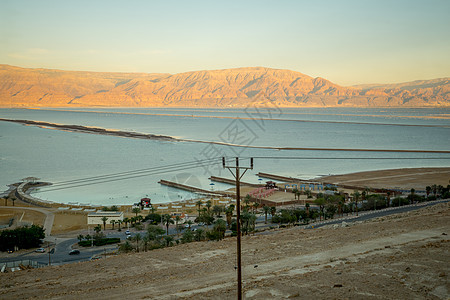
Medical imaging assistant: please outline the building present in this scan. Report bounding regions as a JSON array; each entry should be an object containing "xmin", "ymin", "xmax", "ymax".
[{"xmin": 87, "ymin": 211, "xmax": 124, "ymax": 225}]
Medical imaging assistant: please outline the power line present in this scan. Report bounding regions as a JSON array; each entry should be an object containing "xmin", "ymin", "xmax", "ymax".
[
  {"xmin": 48, "ymin": 158, "xmax": 223, "ymax": 187},
  {"xmin": 34, "ymin": 158, "xmax": 224, "ymax": 193}
]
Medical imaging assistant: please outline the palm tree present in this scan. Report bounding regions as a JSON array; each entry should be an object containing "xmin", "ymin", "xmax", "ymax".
[
  {"xmin": 205, "ymin": 200, "xmax": 212, "ymax": 213},
  {"xmin": 101, "ymin": 216, "xmax": 108, "ymax": 231},
  {"xmin": 184, "ymin": 219, "xmax": 194, "ymax": 229},
  {"xmin": 164, "ymin": 235, "xmax": 174, "ymax": 247},
  {"xmin": 292, "ymin": 188, "xmax": 299, "ymax": 200},
  {"xmin": 425, "ymin": 186, "xmax": 431, "ymax": 198},
  {"xmin": 410, "ymin": 188, "xmax": 416, "ymax": 204},
  {"xmin": 117, "ymin": 220, "xmax": 122, "ymax": 231},
  {"xmin": 94, "ymin": 224, "xmax": 102, "ymax": 234},
  {"xmin": 305, "ymin": 203, "xmax": 310, "ymax": 218},
  {"xmin": 77, "ymin": 234, "xmax": 84, "ymax": 243},
  {"xmin": 162, "ymin": 214, "xmax": 174, "ymax": 235},
  {"xmin": 295, "ymin": 191, "xmax": 301, "ymax": 203},
  {"xmin": 270, "ymin": 206, "xmax": 276, "ymax": 222},
  {"xmin": 132, "ymin": 207, "xmax": 141, "ymax": 217},
  {"xmin": 175, "ymin": 216, "xmax": 182, "ymax": 236},
  {"xmin": 263, "ymin": 206, "xmax": 270, "ymax": 224},
  {"xmin": 252, "ymin": 202, "xmax": 259, "ymax": 213},
  {"xmin": 352, "ymin": 191, "xmax": 361, "ymax": 216},
  {"xmin": 314, "ymin": 198, "xmax": 326, "ymax": 221},
  {"xmin": 243, "ymin": 195, "xmax": 251, "ymax": 210},
  {"xmin": 123, "ymin": 217, "xmax": 130, "ymax": 228},
  {"xmin": 213, "ymin": 219, "xmax": 227, "ymax": 240},
  {"xmin": 11, "ymin": 197, "xmax": 16, "ymax": 206},
  {"xmin": 194, "ymin": 228, "xmax": 205, "ymax": 241},
  {"xmin": 134, "ymin": 233, "xmax": 141, "ymax": 252},
  {"xmin": 196, "ymin": 200, "xmax": 203, "ymax": 216},
  {"xmin": 212, "ymin": 205, "xmax": 222, "ymax": 217},
  {"xmin": 225, "ymin": 204, "xmax": 235, "ymax": 228},
  {"xmin": 110, "ymin": 219, "xmax": 116, "ymax": 230}
]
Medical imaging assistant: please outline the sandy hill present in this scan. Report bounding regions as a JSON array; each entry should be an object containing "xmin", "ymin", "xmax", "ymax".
[
  {"xmin": 1, "ymin": 64, "xmax": 449, "ymax": 107},
  {"xmin": 1, "ymin": 203, "xmax": 449, "ymax": 299}
]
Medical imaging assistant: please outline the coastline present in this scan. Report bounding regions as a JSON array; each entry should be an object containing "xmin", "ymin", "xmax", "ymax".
[{"xmin": 1, "ymin": 118, "xmax": 449, "ymax": 153}]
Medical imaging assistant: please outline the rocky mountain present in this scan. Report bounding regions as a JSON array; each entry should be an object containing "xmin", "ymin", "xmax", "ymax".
[{"xmin": 0, "ymin": 64, "xmax": 448, "ymax": 107}]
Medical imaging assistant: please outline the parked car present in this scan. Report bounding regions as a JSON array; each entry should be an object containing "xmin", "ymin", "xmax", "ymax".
[
  {"xmin": 125, "ymin": 230, "xmax": 131, "ymax": 235},
  {"xmin": 35, "ymin": 248, "xmax": 46, "ymax": 253},
  {"xmin": 69, "ymin": 249, "xmax": 80, "ymax": 255}
]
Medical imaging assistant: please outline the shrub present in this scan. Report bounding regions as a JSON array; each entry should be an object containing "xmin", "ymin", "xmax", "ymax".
[{"xmin": 0, "ymin": 225, "xmax": 45, "ymax": 251}]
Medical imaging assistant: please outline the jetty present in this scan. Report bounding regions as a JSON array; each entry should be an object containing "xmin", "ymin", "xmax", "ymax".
[
  {"xmin": 158, "ymin": 179, "xmax": 235, "ymax": 198},
  {"xmin": 208, "ymin": 176, "xmax": 260, "ymax": 187}
]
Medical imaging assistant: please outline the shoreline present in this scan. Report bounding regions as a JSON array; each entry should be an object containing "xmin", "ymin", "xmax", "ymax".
[{"xmin": 1, "ymin": 118, "xmax": 449, "ymax": 153}]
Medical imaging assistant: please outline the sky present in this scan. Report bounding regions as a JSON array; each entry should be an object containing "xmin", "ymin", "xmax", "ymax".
[{"xmin": 1, "ymin": 0, "xmax": 449, "ymax": 86}]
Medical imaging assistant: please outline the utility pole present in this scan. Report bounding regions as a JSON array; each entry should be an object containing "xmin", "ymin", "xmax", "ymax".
[{"xmin": 223, "ymin": 157, "xmax": 253, "ymax": 300}]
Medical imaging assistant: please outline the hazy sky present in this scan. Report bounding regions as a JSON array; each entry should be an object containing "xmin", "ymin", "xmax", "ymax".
[{"xmin": 1, "ymin": 0, "xmax": 449, "ymax": 85}]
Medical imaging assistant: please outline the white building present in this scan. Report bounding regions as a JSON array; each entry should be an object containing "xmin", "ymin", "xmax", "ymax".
[{"xmin": 87, "ymin": 211, "xmax": 123, "ymax": 225}]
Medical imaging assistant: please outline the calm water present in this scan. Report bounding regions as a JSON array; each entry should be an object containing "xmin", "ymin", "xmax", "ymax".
[{"xmin": 1, "ymin": 107, "xmax": 449, "ymax": 205}]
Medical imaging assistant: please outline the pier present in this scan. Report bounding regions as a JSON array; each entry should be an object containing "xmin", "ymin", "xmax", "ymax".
[
  {"xmin": 158, "ymin": 179, "xmax": 235, "ymax": 198},
  {"xmin": 208, "ymin": 176, "xmax": 261, "ymax": 187}
]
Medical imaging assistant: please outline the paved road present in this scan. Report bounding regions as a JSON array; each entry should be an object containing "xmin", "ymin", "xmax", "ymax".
[{"xmin": 304, "ymin": 199, "xmax": 449, "ymax": 229}]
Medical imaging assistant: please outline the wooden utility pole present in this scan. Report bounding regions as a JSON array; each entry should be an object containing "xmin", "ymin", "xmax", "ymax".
[{"xmin": 223, "ymin": 157, "xmax": 253, "ymax": 300}]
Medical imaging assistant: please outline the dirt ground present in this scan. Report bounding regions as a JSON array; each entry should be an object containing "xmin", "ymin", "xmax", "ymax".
[
  {"xmin": 0, "ymin": 207, "xmax": 46, "ymax": 227},
  {"xmin": 1, "ymin": 202, "xmax": 448, "ymax": 299}
]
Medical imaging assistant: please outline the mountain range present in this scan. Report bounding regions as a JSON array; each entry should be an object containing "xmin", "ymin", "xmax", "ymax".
[{"xmin": 0, "ymin": 64, "xmax": 448, "ymax": 107}]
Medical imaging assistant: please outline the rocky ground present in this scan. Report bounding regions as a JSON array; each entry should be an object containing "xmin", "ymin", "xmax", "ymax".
[{"xmin": 1, "ymin": 202, "xmax": 448, "ymax": 299}]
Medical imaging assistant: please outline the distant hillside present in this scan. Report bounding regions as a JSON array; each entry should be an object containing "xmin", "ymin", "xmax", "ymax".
[{"xmin": 0, "ymin": 65, "xmax": 448, "ymax": 107}]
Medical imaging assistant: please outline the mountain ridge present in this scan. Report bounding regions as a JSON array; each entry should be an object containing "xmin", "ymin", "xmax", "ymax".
[{"xmin": 0, "ymin": 64, "xmax": 448, "ymax": 107}]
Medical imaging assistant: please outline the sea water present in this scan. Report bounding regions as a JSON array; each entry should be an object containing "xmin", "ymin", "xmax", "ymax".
[{"xmin": 0, "ymin": 107, "xmax": 449, "ymax": 205}]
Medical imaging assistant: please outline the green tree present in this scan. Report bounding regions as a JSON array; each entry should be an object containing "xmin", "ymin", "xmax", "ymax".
[
  {"xmin": 181, "ymin": 229, "xmax": 194, "ymax": 243},
  {"xmin": 270, "ymin": 206, "xmax": 276, "ymax": 222},
  {"xmin": 162, "ymin": 214, "xmax": 174, "ymax": 235},
  {"xmin": 175, "ymin": 216, "xmax": 182, "ymax": 236},
  {"xmin": 132, "ymin": 207, "xmax": 141, "ymax": 217},
  {"xmin": 133, "ymin": 233, "xmax": 142, "ymax": 253},
  {"xmin": 212, "ymin": 205, "xmax": 223, "ymax": 217},
  {"xmin": 194, "ymin": 228, "xmax": 205, "ymax": 241},
  {"xmin": 352, "ymin": 191, "xmax": 361, "ymax": 216},
  {"xmin": 314, "ymin": 198, "xmax": 326, "ymax": 221},
  {"xmin": 110, "ymin": 219, "xmax": 116, "ymax": 230},
  {"xmin": 11, "ymin": 197, "xmax": 16, "ymax": 206},
  {"xmin": 123, "ymin": 217, "xmax": 130, "ymax": 228},
  {"xmin": 147, "ymin": 225, "xmax": 165, "ymax": 241},
  {"xmin": 213, "ymin": 219, "xmax": 227, "ymax": 240},
  {"xmin": 101, "ymin": 216, "xmax": 108, "ymax": 231},
  {"xmin": 184, "ymin": 219, "xmax": 194, "ymax": 229},
  {"xmin": 263, "ymin": 206, "xmax": 270, "ymax": 224},
  {"xmin": 94, "ymin": 224, "xmax": 102, "ymax": 234},
  {"xmin": 243, "ymin": 195, "xmax": 251, "ymax": 210},
  {"xmin": 196, "ymin": 200, "xmax": 203, "ymax": 216},
  {"xmin": 117, "ymin": 220, "xmax": 122, "ymax": 231},
  {"xmin": 164, "ymin": 235, "xmax": 174, "ymax": 247},
  {"xmin": 225, "ymin": 204, "xmax": 235, "ymax": 228},
  {"xmin": 77, "ymin": 234, "xmax": 84, "ymax": 243},
  {"xmin": 205, "ymin": 200, "xmax": 212, "ymax": 213},
  {"xmin": 119, "ymin": 241, "xmax": 134, "ymax": 253},
  {"xmin": 425, "ymin": 186, "xmax": 431, "ymax": 198}
]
